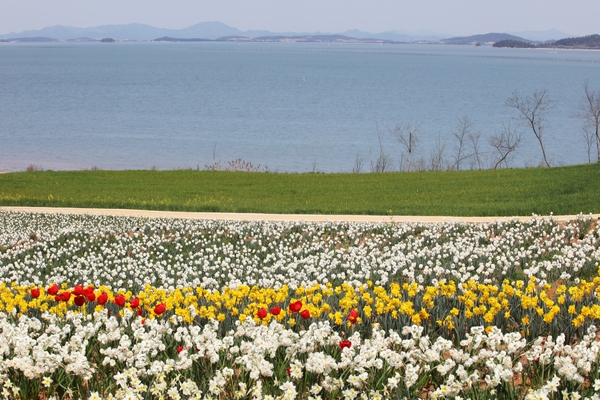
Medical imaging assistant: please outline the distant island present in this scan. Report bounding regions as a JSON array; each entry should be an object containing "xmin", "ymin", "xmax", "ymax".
[
  {"xmin": 2, "ymin": 37, "xmax": 59, "ymax": 43},
  {"xmin": 440, "ymin": 33, "xmax": 531, "ymax": 45},
  {"xmin": 493, "ymin": 40, "xmax": 536, "ymax": 48},
  {"xmin": 100, "ymin": 38, "xmax": 115, "ymax": 43},
  {"xmin": 494, "ymin": 34, "xmax": 600, "ymax": 49},
  {"xmin": 155, "ymin": 35, "xmax": 393, "ymax": 44}
]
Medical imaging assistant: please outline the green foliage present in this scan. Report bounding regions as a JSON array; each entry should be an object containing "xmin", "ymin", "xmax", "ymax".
[
  {"xmin": 552, "ymin": 34, "xmax": 600, "ymax": 48},
  {"xmin": 0, "ymin": 164, "xmax": 598, "ymax": 216},
  {"xmin": 493, "ymin": 40, "xmax": 535, "ymax": 48}
]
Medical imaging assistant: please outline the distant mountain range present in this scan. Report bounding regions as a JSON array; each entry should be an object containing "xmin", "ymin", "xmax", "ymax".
[{"xmin": 0, "ymin": 21, "xmax": 572, "ymax": 43}]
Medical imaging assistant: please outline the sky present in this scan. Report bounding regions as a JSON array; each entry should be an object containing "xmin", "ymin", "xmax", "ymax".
[{"xmin": 2, "ymin": 0, "xmax": 598, "ymax": 37}]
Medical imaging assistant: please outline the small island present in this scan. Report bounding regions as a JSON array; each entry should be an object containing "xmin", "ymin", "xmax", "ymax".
[
  {"xmin": 493, "ymin": 40, "xmax": 535, "ymax": 48},
  {"xmin": 100, "ymin": 38, "xmax": 115, "ymax": 43}
]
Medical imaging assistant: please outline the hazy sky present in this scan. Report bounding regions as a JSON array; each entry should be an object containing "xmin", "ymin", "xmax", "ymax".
[{"xmin": 2, "ymin": 0, "xmax": 598, "ymax": 36}]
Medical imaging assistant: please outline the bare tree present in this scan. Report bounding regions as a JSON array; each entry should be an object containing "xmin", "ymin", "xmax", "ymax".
[
  {"xmin": 311, "ymin": 160, "xmax": 319, "ymax": 173},
  {"xmin": 505, "ymin": 89, "xmax": 552, "ymax": 167},
  {"xmin": 370, "ymin": 125, "xmax": 393, "ymax": 172},
  {"xmin": 468, "ymin": 130, "xmax": 485, "ymax": 170},
  {"xmin": 582, "ymin": 129, "xmax": 595, "ymax": 163},
  {"xmin": 450, "ymin": 116, "xmax": 475, "ymax": 170},
  {"xmin": 416, "ymin": 157, "xmax": 427, "ymax": 171},
  {"xmin": 352, "ymin": 154, "xmax": 365, "ymax": 173},
  {"xmin": 575, "ymin": 80, "xmax": 600, "ymax": 162},
  {"xmin": 489, "ymin": 122, "xmax": 522, "ymax": 169},
  {"xmin": 371, "ymin": 151, "xmax": 393, "ymax": 172},
  {"xmin": 428, "ymin": 136, "xmax": 446, "ymax": 171},
  {"xmin": 390, "ymin": 123, "xmax": 419, "ymax": 171}
]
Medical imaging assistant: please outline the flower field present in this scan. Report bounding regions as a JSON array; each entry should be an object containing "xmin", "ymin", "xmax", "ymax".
[{"xmin": 1, "ymin": 211, "xmax": 600, "ymax": 400}]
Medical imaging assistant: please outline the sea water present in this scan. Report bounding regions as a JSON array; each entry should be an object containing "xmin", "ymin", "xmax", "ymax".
[{"xmin": 1, "ymin": 42, "xmax": 599, "ymax": 172}]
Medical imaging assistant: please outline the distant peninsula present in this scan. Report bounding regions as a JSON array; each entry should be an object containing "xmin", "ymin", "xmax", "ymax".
[
  {"xmin": 440, "ymin": 33, "xmax": 531, "ymax": 45},
  {"xmin": 493, "ymin": 34, "xmax": 600, "ymax": 49},
  {"xmin": 548, "ymin": 34, "xmax": 600, "ymax": 49}
]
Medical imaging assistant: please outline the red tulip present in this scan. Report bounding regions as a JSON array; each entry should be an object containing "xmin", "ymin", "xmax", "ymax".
[
  {"xmin": 300, "ymin": 309, "xmax": 310, "ymax": 320},
  {"xmin": 97, "ymin": 292, "xmax": 108, "ymax": 305},
  {"xmin": 86, "ymin": 292, "xmax": 96, "ymax": 302},
  {"xmin": 137, "ymin": 308, "xmax": 143, "ymax": 316},
  {"xmin": 74, "ymin": 295, "xmax": 86, "ymax": 307},
  {"xmin": 54, "ymin": 295, "xmax": 61, "ymax": 302},
  {"xmin": 114, "ymin": 294, "xmax": 126, "ymax": 307},
  {"xmin": 286, "ymin": 367, "xmax": 291, "ymax": 375},
  {"xmin": 60, "ymin": 291, "xmax": 71, "ymax": 302},
  {"xmin": 73, "ymin": 285, "xmax": 84, "ymax": 296},
  {"xmin": 339, "ymin": 340, "xmax": 352, "ymax": 349},
  {"xmin": 84, "ymin": 286, "xmax": 94, "ymax": 297},
  {"xmin": 257, "ymin": 308, "xmax": 268, "ymax": 319},
  {"xmin": 141, "ymin": 318, "xmax": 146, "ymax": 325},
  {"xmin": 31, "ymin": 288, "xmax": 40, "ymax": 298},
  {"xmin": 289, "ymin": 301, "xmax": 302, "ymax": 313},
  {"xmin": 129, "ymin": 297, "xmax": 140, "ymax": 308},
  {"xmin": 154, "ymin": 303, "xmax": 166, "ymax": 315},
  {"xmin": 270, "ymin": 306, "xmax": 281, "ymax": 316},
  {"xmin": 47, "ymin": 284, "xmax": 59, "ymax": 296},
  {"xmin": 348, "ymin": 309, "xmax": 359, "ymax": 324},
  {"xmin": 177, "ymin": 346, "xmax": 184, "ymax": 353}
]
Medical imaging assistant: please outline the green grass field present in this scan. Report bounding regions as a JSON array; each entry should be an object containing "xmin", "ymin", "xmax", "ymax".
[{"xmin": 0, "ymin": 164, "xmax": 598, "ymax": 216}]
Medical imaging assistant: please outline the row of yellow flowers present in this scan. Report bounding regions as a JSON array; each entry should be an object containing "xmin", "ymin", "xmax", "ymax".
[{"xmin": 2, "ymin": 267, "xmax": 600, "ymax": 339}]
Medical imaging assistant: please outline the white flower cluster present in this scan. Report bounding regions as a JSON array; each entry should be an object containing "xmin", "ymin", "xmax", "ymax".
[
  {"xmin": 1, "ymin": 212, "xmax": 598, "ymax": 291},
  {"xmin": 1, "ymin": 311, "xmax": 600, "ymax": 399}
]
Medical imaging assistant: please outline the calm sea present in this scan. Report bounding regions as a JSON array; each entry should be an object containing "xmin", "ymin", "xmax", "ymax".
[{"xmin": 1, "ymin": 42, "xmax": 599, "ymax": 172}]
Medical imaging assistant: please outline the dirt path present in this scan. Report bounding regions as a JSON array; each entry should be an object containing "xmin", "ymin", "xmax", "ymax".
[{"xmin": 1, "ymin": 206, "xmax": 598, "ymax": 224}]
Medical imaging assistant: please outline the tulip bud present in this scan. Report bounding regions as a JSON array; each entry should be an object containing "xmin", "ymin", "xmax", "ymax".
[
  {"xmin": 270, "ymin": 306, "xmax": 281, "ymax": 316},
  {"xmin": 289, "ymin": 300, "xmax": 302, "ymax": 313},
  {"xmin": 97, "ymin": 292, "xmax": 108, "ymax": 305},
  {"xmin": 300, "ymin": 309, "xmax": 310, "ymax": 320},
  {"xmin": 47, "ymin": 284, "xmax": 59, "ymax": 296},
  {"xmin": 60, "ymin": 291, "xmax": 71, "ymax": 302},
  {"xmin": 154, "ymin": 303, "xmax": 166, "ymax": 315},
  {"xmin": 257, "ymin": 308, "xmax": 268, "ymax": 319},
  {"xmin": 31, "ymin": 288, "xmax": 41, "ymax": 298},
  {"xmin": 74, "ymin": 295, "xmax": 85, "ymax": 307},
  {"xmin": 129, "ymin": 297, "xmax": 140, "ymax": 308},
  {"xmin": 114, "ymin": 294, "xmax": 126, "ymax": 307},
  {"xmin": 348, "ymin": 309, "xmax": 359, "ymax": 324}
]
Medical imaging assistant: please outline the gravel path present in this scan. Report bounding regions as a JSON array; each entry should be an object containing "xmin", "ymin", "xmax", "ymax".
[{"xmin": 1, "ymin": 206, "xmax": 598, "ymax": 224}]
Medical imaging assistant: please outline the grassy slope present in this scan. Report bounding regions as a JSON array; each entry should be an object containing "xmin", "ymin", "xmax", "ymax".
[{"xmin": 0, "ymin": 164, "xmax": 598, "ymax": 216}]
